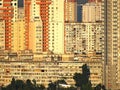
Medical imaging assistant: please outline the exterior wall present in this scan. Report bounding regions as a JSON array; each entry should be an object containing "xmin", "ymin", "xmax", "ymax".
[
  {"xmin": 64, "ymin": 0, "xmax": 77, "ymax": 22},
  {"xmin": 0, "ymin": 20, "xmax": 5, "ymax": 50},
  {"xmin": 24, "ymin": 0, "xmax": 43, "ymax": 52},
  {"xmin": 30, "ymin": 0, "xmax": 40, "ymax": 21},
  {"xmin": 11, "ymin": 8, "xmax": 25, "ymax": 51},
  {"xmin": 49, "ymin": 0, "xmax": 64, "ymax": 54},
  {"xmin": 0, "ymin": 0, "xmax": 14, "ymax": 50},
  {"xmin": 102, "ymin": 0, "xmax": 120, "ymax": 89},
  {"xmin": 76, "ymin": 0, "xmax": 88, "ymax": 22},
  {"xmin": 11, "ymin": 0, "xmax": 18, "ymax": 22},
  {"xmin": 24, "ymin": 0, "xmax": 31, "ymax": 49},
  {"xmin": 65, "ymin": 23, "xmax": 102, "ymax": 54},
  {"xmin": 82, "ymin": 2, "xmax": 102, "ymax": 22},
  {"xmin": 0, "ymin": 57, "xmax": 103, "ymax": 87},
  {"xmin": 36, "ymin": 0, "xmax": 51, "ymax": 52},
  {"xmin": 29, "ymin": 20, "xmax": 42, "ymax": 53}
]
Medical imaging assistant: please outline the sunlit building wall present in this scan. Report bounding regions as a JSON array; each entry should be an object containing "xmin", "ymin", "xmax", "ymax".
[
  {"xmin": 49, "ymin": 0, "xmax": 64, "ymax": 54},
  {"xmin": 0, "ymin": 0, "xmax": 14, "ymax": 50},
  {"xmin": 65, "ymin": 23, "xmax": 102, "ymax": 54},
  {"xmin": 29, "ymin": 21, "xmax": 42, "ymax": 53},
  {"xmin": 28, "ymin": 0, "xmax": 43, "ymax": 53},
  {"xmin": 24, "ymin": 0, "xmax": 43, "ymax": 53},
  {"xmin": 0, "ymin": 57, "xmax": 103, "ymax": 87},
  {"xmin": 11, "ymin": 8, "xmax": 25, "ymax": 51},
  {"xmin": 11, "ymin": 0, "xmax": 18, "ymax": 22},
  {"xmin": 0, "ymin": 20, "xmax": 5, "ymax": 50},
  {"xmin": 11, "ymin": 0, "xmax": 18, "ymax": 51},
  {"xmin": 82, "ymin": 2, "xmax": 102, "ymax": 22},
  {"xmin": 64, "ymin": 0, "xmax": 77, "ymax": 22},
  {"xmin": 102, "ymin": 0, "xmax": 120, "ymax": 89}
]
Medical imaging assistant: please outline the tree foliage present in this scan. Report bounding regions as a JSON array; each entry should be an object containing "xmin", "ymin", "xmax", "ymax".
[
  {"xmin": 73, "ymin": 64, "xmax": 92, "ymax": 90},
  {"xmin": 94, "ymin": 84, "xmax": 106, "ymax": 90},
  {"xmin": 1, "ymin": 78, "xmax": 45, "ymax": 90}
]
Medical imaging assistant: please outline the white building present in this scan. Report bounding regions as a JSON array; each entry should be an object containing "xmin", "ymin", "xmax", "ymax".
[
  {"xmin": 48, "ymin": 0, "xmax": 64, "ymax": 54},
  {"xmin": 82, "ymin": 2, "xmax": 102, "ymax": 22}
]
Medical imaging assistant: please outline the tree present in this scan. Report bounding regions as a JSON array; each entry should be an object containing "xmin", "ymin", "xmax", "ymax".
[
  {"xmin": 81, "ymin": 82, "xmax": 92, "ymax": 90},
  {"xmin": 47, "ymin": 82, "xmax": 56, "ymax": 90},
  {"xmin": 32, "ymin": 79, "xmax": 36, "ymax": 86},
  {"xmin": 25, "ymin": 79, "xmax": 35, "ymax": 90},
  {"xmin": 94, "ymin": 84, "xmax": 106, "ymax": 90},
  {"xmin": 82, "ymin": 64, "xmax": 90, "ymax": 85},
  {"xmin": 11, "ymin": 77, "xmax": 15, "ymax": 85},
  {"xmin": 55, "ymin": 79, "xmax": 67, "ymax": 85},
  {"xmin": 73, "ymin": 64, "xmax": 92, "ymax": 90},
  {"xmin": 1, "ymin": 79, "xmax": 45, "ymax": 90},
  {"xmin": 10, "ymin": 77, "xmax": 16, "ymax": 90},
  {"xmin": 15, "ymin": 80, "xmax": 25, "ymax": 90},
  {"xmin": 38, "ymin": 84, "xmax": 45, "ymax": 90},
  {"xmin": 73, "ymin": 73, "xmax": 82, "ymax": 87}
]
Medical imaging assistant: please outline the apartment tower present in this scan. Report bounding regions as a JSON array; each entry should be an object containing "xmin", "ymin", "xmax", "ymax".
[
  {"xmin": 103, "ymin": 0, "xmax": 120, "ymax": 89},
  {"xmin": 0, "ymin": 0, "xmax": 13, "ymax": 50},
  {"xmin": 49, "ymin": 0, "xmax": 64, "ymax": 54},
  {"xmin": 36, "ymin": 0, "xmax": 51, "ymax": 52},
  {"xmin": 64, "ymin": 0, "xmax": 77, "ymax": 22},
  {"xmin": 82, "ymin": 2, "xmax": 102, "ymax": 23}
]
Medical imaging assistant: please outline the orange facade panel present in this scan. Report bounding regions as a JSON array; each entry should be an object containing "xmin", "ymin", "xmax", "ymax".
[
  {"xmin": 0, "ymin": 8, "xmax": 13, "ymax": 10},
  {"xmin": 36, "ymin": 2, "xmax": 51, "ymax": 4},
  {"xmin": 4, "ymin": 0, "xmax": 11, "ymax": 1},
  {"xmin": 3, "ymin": 4, "xmax": 11, "ymax": 7},
  {"xmin": 24, "ymin": 0, "xmax": 31, "ymax": 50}
]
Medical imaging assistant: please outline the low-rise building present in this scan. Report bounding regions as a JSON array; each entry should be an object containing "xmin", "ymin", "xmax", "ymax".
[{"xmin": 0, "ymin": 54, "xmax": 103, "ymax": 87}]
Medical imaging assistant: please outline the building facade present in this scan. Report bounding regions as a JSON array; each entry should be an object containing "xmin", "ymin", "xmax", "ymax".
[
  {"xmin": 64, "ymin": 0, "xmax": 77, "ymax": 22},
  {"xmin": 82, "ymin": 2, "xmax": 102, "ymax": 23},
  {"xmin": 0, "ymin": 55, "xmax": 103, "ymax": 87},
  {"xmin": 65, "ymin": 23, "xmax": 102, "ymax": 54},
  {"xmin": 48, "ymin": 0, "xmax": 64, "ymax": 54},
  {"xmin": 0, "ymin": 20, "xmax": 5, "ymax": 50},
  {"xmin": 102, "ymin": 0, "xmax": 120, "ymax": 89},
  {"xmin": 0, "ymin": 0, "xmax": 14, "ymax": 50}
]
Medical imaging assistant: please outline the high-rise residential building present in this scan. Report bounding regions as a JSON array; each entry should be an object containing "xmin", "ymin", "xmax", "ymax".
[
  {"xmin": 0, "ymin": 0, "xmax": 14, "ymax": 50},
  {"xmin": 24, "ymin": 0, "xmax": 43, "ymax": 53},
  {"xmin": 64, "ymin": 0, "xmax": 77, "ymax": 22},
  {"xmin": 0, "ymin": 20, "xmax": 5, "ymax": 50},
  {"xmin": 49, "ymin": 0, "xmax": 64, "ymax": 54},
  {"xmin": 12, "ymin": 8, "xmax": 25, "ymax": 51},
  {"xmin": 103, "ymin": 0, "xmax": 120, "ymax": 89},
  {"xmin": 65, "ymin": 23, "xmax": 102, "ymax": 54},
  {"xmin": 29, "ymin": 0, "xmax": 43, "ymax": 53},
  {"xmin": 76, "ymin": 0, "xmax": 88, "ymax": 22},
  {"xmin": 0, "ymin": 0, "xmax": 105, "ymax": 88},
  {"xmin": 36, "ymin": 0, "xmax": 51, "ymax": 52},
  {"xmin": 82, "ymin": 2, "xmax": 102, "ymax": 22},
  {"xmin": 29, "ymin": 20, "xmax": 43, "ymax": 53}
]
